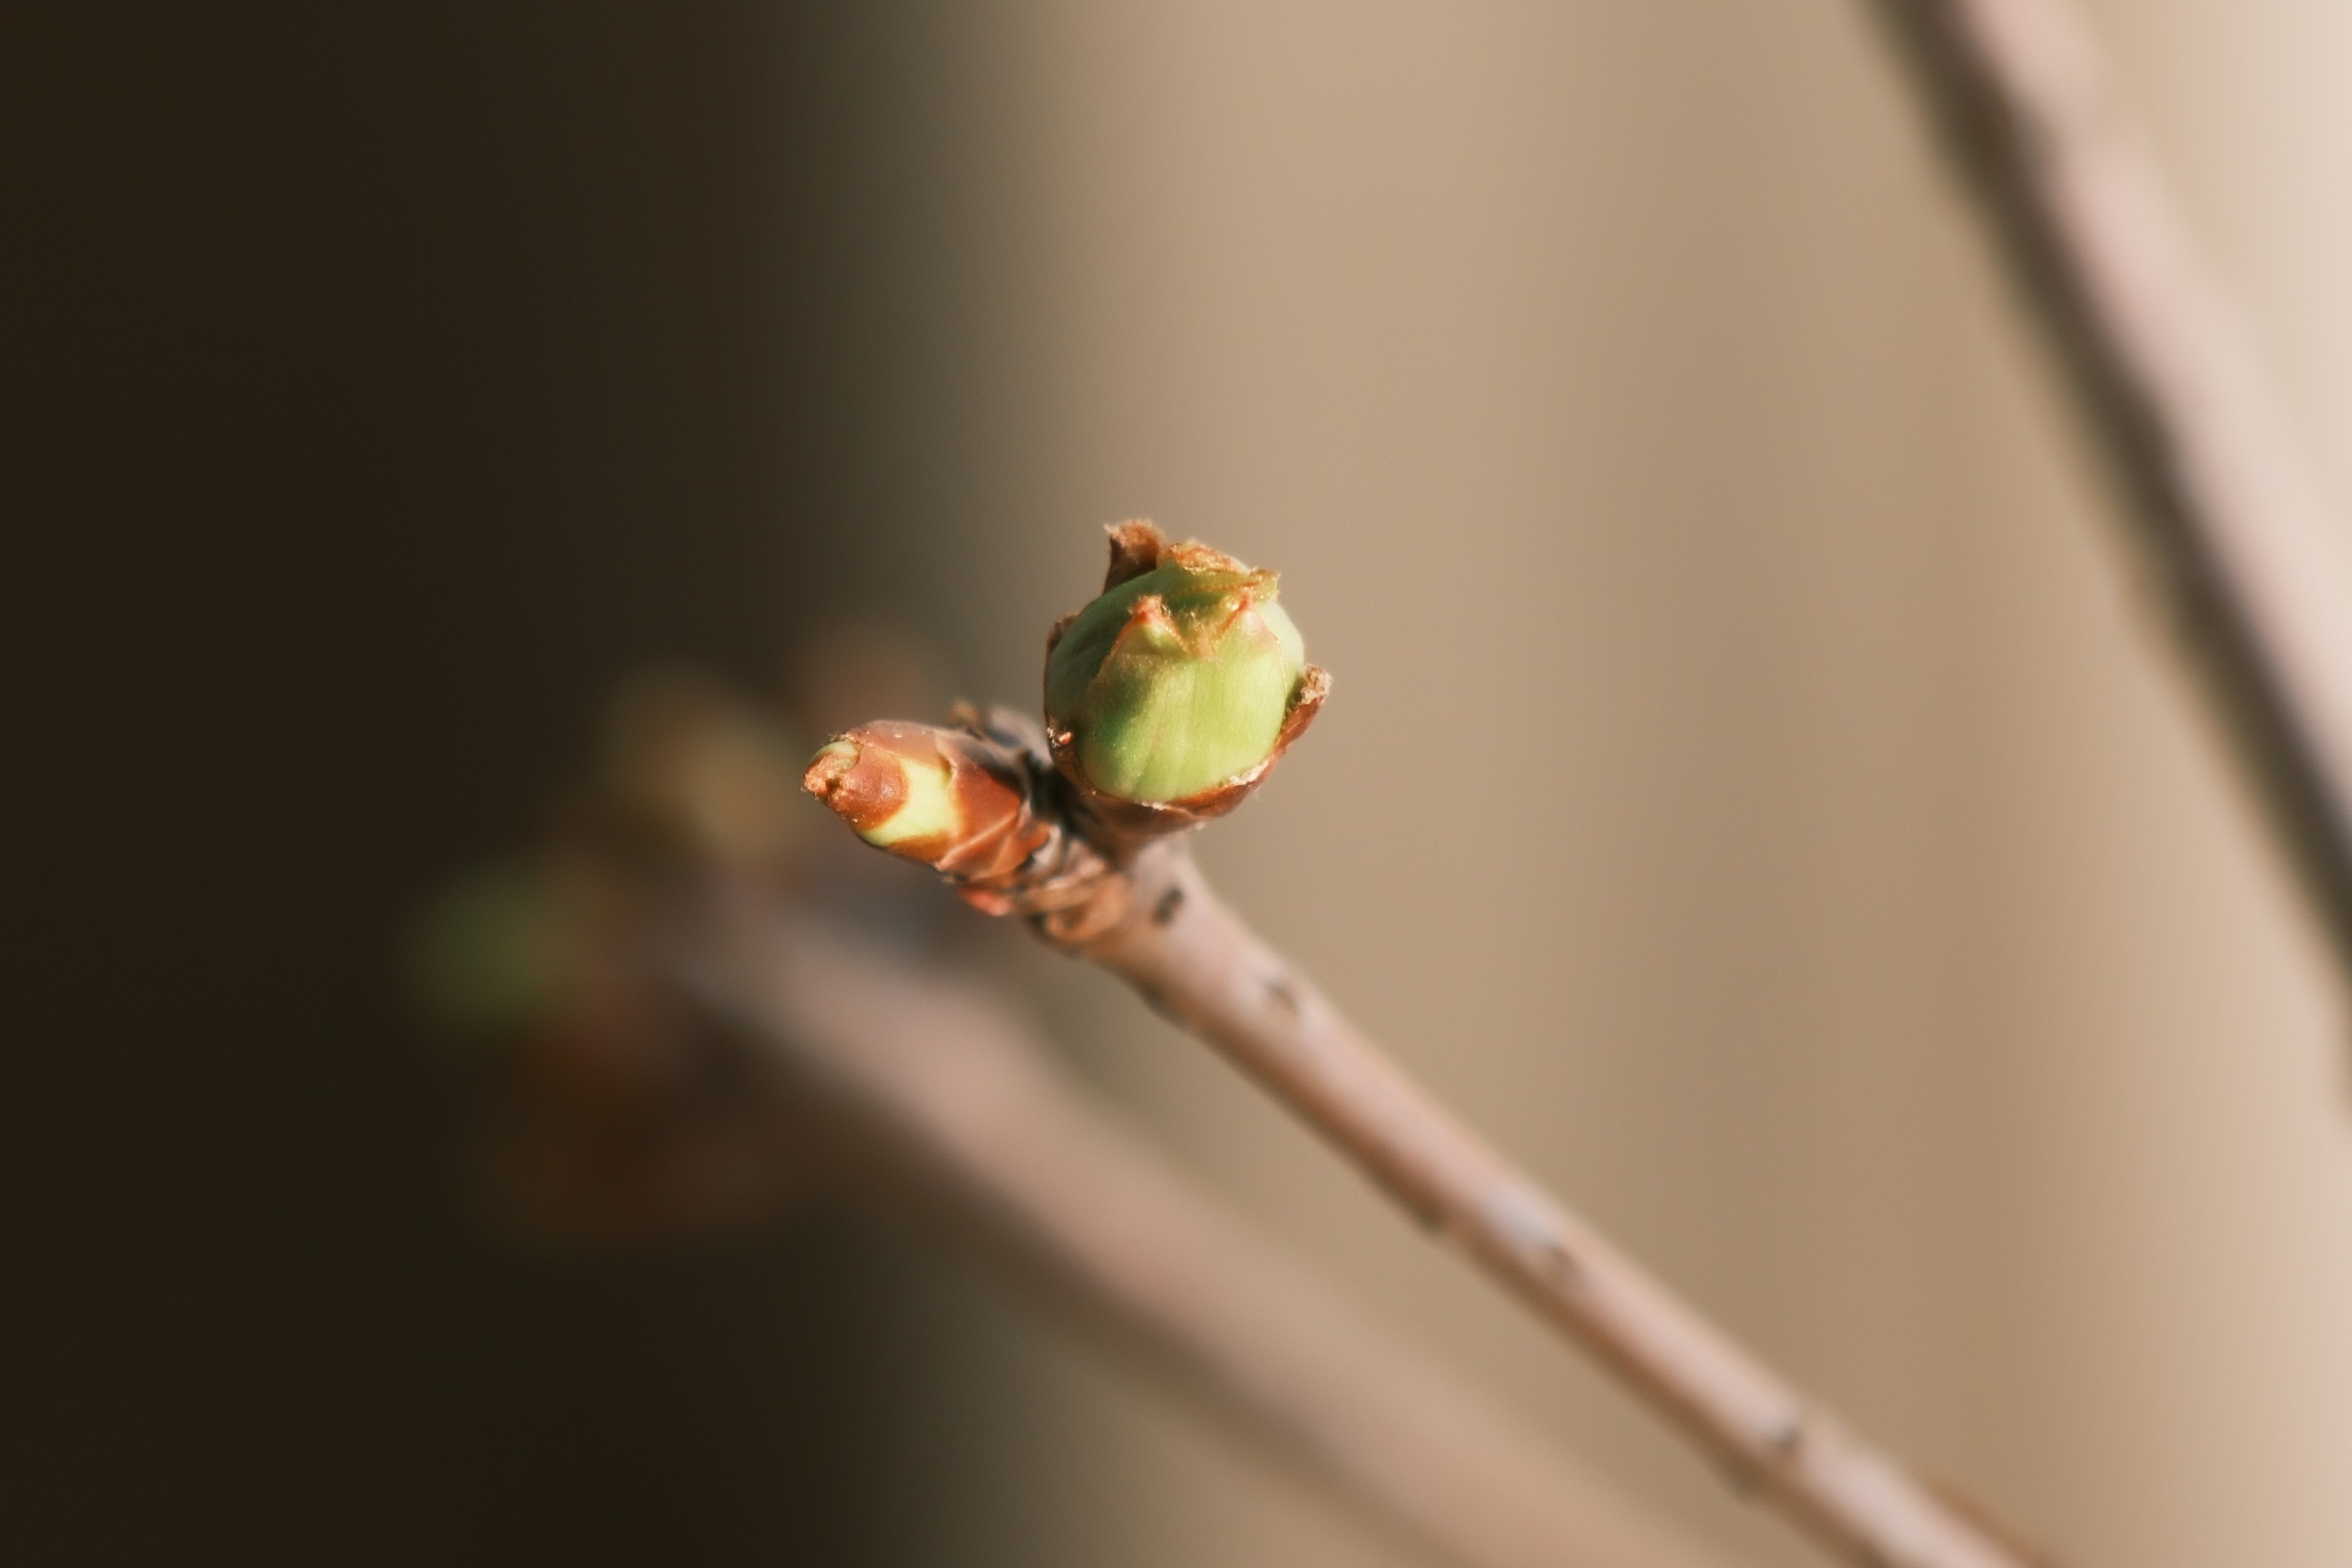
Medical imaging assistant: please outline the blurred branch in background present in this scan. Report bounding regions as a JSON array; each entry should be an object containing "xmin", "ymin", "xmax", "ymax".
[
  {"xmin": 693, "ymin": 904, "xmax": 1735, "ymax": 1568},
  {"xmin": 429, "ymin": 674, "xmax": 1738, "ymax": 1568},
  {"xmin": 1871, "ymin": 0, "xmax": 2352, "ymax": 1020}
]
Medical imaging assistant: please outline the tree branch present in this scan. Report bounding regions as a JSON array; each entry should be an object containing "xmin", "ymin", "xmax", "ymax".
[
  {"xmin": 456, "ymin": 671, "xmax": 1746, "ymax": 1564},
  {"xmin": 1053, "ymin": 844, "xmax": 2041, "ymax": 1568},
  {"xmin": 807, "ymin": 549, "xmax": 2049, "ymax": 1566},
  {"xmin": 463, "ymin": 786, "xmax": 1742, "ymax": 1568},
  {"xmin": 1869, "ymin": 0, "xmax": 2352, "ymax": 998}
]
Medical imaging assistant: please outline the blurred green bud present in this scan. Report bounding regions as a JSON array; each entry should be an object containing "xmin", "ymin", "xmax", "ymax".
[
  {"xmin": 412, "ymin": 866, "xmax": 565, "ymax": 1035},
  {"xmin": 1045, "ymin": 530, "xmax": 1309, "ymax": 804}
]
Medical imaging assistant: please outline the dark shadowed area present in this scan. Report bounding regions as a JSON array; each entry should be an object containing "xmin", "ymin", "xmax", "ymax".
[{"xmin": 17, "ymin": 6, "xmax": 1010, "ymax": 1562}]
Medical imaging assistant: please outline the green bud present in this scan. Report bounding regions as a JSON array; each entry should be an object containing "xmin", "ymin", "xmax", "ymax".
[{"xmin": 1046, "ymin": 534, "xmax": 1309, "ymax": 804}]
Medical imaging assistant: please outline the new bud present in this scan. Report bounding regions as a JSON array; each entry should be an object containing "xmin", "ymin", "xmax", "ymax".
[
  {"xmin": 1046, "ymin": 530, "xmax": 1314, "ymax": 804},
  {"xmin": 802, "ymin": 720, "xmax": 1048, "ymax": 883}
]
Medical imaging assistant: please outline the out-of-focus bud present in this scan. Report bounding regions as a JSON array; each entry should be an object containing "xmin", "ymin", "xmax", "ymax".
[
  {"xmin": 600, "ymin": 673, "xmax": 809, "ymax": 873},
  {"xmin": 802, "ymin": 720, "xmax": 1049, "ymax": 883},
  {"xmin": 412, "ymin": 865, "xmax": 569, "ymax": 1035},
  {"xmin": 1045, "ymin": 524, "xmax": 1324, "ymax": 806}
]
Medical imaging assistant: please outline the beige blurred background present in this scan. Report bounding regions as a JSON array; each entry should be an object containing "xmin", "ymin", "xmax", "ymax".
[
  {"xmin": 34, "ymin": 1, "xmax": 2352, "ymax": 1561},
  {"xmin": 858, "ymin": 2, "xmax": 2352, "ymax": 1565}
]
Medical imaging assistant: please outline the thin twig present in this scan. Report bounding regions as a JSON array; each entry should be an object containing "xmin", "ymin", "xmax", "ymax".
[
  {"xmin": 807, "ymin": 696, "xmax": 2046, "ymax": 1567},
  {"xmin": 657, "ymin": 886, "xmax": 1742, "ymax": 1568},
  {"xmin": 1059, "ymin": 843, "xmax": 2043, "ymax": 1568},
  {"xmin": 1869, "ymin": 0, "xmax": 2352, "ymax": 996}
]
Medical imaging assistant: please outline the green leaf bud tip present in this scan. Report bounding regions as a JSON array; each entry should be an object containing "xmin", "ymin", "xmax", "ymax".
[
  {"xmin": 803, "ymin": 731, "xmax": 962, "ymax": 850},
  {"xmin": 805, "ymin": 718, "xmax": 1058, "ymax": 886},
  {"xmin": 1046, "ymin": 535, "xmax": 1309, "ymax": 804}
]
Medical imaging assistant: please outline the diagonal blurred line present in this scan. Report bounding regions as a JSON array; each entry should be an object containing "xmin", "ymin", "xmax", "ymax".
[
  {"xmin": 671, "ymin": 892, "xmax": 1746, "ymax": 1568},
  {"xmin": 1870, "ymin": 0, "xmax": 2352, "ymax": 1011}
]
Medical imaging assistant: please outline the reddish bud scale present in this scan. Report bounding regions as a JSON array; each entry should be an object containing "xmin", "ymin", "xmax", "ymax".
[
  {"xmin": 804, "ymin": 711, "xmax": 1144, "ymax": 941},
  {"xmin": 802, "ymin": 720, "xmax": 1050, "ymax": 886}
]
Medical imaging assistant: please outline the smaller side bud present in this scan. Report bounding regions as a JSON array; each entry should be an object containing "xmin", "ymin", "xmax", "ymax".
[
  {"xmin": 802, "ymin": 720, "xmax": 1048, "ymax": 883},
  {"xmin": 803, "ymin": 710, "xmax": 1137, "ymax": 941}
]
